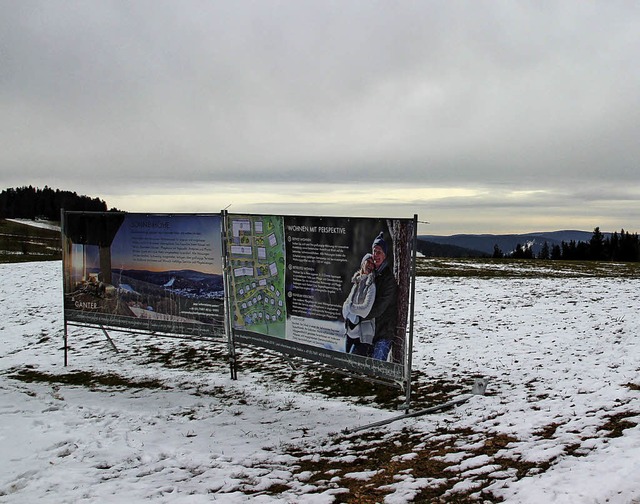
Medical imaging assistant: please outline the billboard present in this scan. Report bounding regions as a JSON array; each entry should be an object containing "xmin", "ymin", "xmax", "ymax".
[
  {"xmin": 62, "ymin": 212, "xmax": 224, "ymax": 338},
  {"xmin": 227, "ymin": 214, "xmax": 415, "ymax": 382}
]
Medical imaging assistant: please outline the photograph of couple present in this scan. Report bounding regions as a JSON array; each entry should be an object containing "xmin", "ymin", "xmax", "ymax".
[{"xmin": 342, "ymin": 231, "xmax": 398, "ymax": 362}]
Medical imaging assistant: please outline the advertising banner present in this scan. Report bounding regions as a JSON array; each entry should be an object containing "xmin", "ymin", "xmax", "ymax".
[
  {"xmin": 62, "ymin": 212, "xmax": 224, "ymax": 338},
  {"xmin": 227, "ymin": 214, "xmax": 415, "ymax": 382}
]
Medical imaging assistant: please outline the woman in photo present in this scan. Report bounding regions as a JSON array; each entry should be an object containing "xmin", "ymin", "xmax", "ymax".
[{"xmin": 342, "ymin": 253, "xmax": 377, "ymax": 354}]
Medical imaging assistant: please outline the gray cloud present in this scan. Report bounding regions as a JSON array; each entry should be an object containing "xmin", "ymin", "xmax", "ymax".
[{"xmin": 1, "ymin": 0, "xmax": 639, "ymax": 232}]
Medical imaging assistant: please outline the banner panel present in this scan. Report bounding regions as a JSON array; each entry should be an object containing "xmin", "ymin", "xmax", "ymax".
[
  {"xmin": 227, "ymin": 214, "xmax": 414, "ymax": 382},
  {"xmin": 62, "ymin": 212, "xmax": 224, "ymax": 338}
]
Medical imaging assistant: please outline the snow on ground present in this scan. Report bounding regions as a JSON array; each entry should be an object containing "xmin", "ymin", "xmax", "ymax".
[
  {"xmin": 1, "ymin": 260, "xmax": 639, "ymax": 503},
  {"xmin": 6, "ymin": 218, "xmax": 61, "ymax": 231}
]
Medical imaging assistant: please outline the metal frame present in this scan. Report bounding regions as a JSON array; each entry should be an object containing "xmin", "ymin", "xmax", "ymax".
[
  {"xmin": 221, "ymin": 210, "xmax": 237, "ymax": 380},
  {"xmin": 402, "ymin": 214, "xmax": 419, "ymax": 411},
  {"xmin": 60, "ymin": 210, "xmax": 420, "ymax": 412},
  {"xmin": 226, "ymin": 213, "xmax": 419, "ymax": 398},
  {"xmin": 60, "ymin": 209, "xmax": 228, "ymax": 366}
]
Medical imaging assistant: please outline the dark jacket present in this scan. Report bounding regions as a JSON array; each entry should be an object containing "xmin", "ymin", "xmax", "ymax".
[{"xmin": 363, "ymin": 261, "xmax": 397, "ymax": 343}]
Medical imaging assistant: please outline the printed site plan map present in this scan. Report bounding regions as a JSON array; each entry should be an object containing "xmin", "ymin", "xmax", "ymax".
[{"xmin": 227, "ymin": 215, "xmax": 286, "ymax": 338}]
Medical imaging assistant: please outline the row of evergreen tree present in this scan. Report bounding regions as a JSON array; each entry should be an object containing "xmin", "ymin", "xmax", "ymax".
[
  {"xmin": 493, "ymin": 227, "xmax": 640, "ymax": 262},
  {"xmin": 0, "ymin": 186, "xmax": 113, "ymax": 221}
]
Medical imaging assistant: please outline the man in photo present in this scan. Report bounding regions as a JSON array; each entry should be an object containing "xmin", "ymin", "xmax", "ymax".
[{"xmin": 355, "ymin": 231, "xmax": 398, "ymax": 360}]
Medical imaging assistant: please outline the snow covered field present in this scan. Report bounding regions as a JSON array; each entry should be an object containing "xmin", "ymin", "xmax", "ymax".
[{"xmin": 1, "ymin": 260, "xmax": 639, "ymax": 503}]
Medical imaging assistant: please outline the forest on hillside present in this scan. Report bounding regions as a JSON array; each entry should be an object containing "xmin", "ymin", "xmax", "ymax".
[
  {"xmin": 493, "ymin": 227, "xmax": 640, "ymax": 263},
  {"xmin": 0, "ymin": 186, "xmax": 115, "ymax": 221}
]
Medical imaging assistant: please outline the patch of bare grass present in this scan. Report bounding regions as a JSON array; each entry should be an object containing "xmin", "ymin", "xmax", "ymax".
[{"xmin": 8, "ymin": 366, "xmax": 168, "ymax": 390}]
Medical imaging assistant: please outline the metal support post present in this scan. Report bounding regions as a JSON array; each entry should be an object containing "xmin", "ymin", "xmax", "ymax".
[
  {"xmin": 100, "ymin": 325, "xmax": 119, "ymax": 353},
  {"xmin": 64, "ymin": 321, "xmax": 68, "ymax": 367},
  {"xmin": 344, "ymin": 378, "xmax": 489, "ymax": 434},
  {"xmin": 221, "ymin": 210, "xmax": 237, "ymax": 380}
]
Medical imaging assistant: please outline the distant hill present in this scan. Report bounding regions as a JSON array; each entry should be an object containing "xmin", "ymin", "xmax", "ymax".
[
  {"xmin": 416, "ymin": 239, "xmax": 489, "ymax": 258},
  {"xmin": 419, "ymin": 230, "xmax": 598, "ymax": 257}
]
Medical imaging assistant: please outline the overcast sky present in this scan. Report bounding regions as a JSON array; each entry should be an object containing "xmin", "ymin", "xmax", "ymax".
[{"xmin": 1, "ymin": 1, "xmax": 638, "ymax": 234}]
